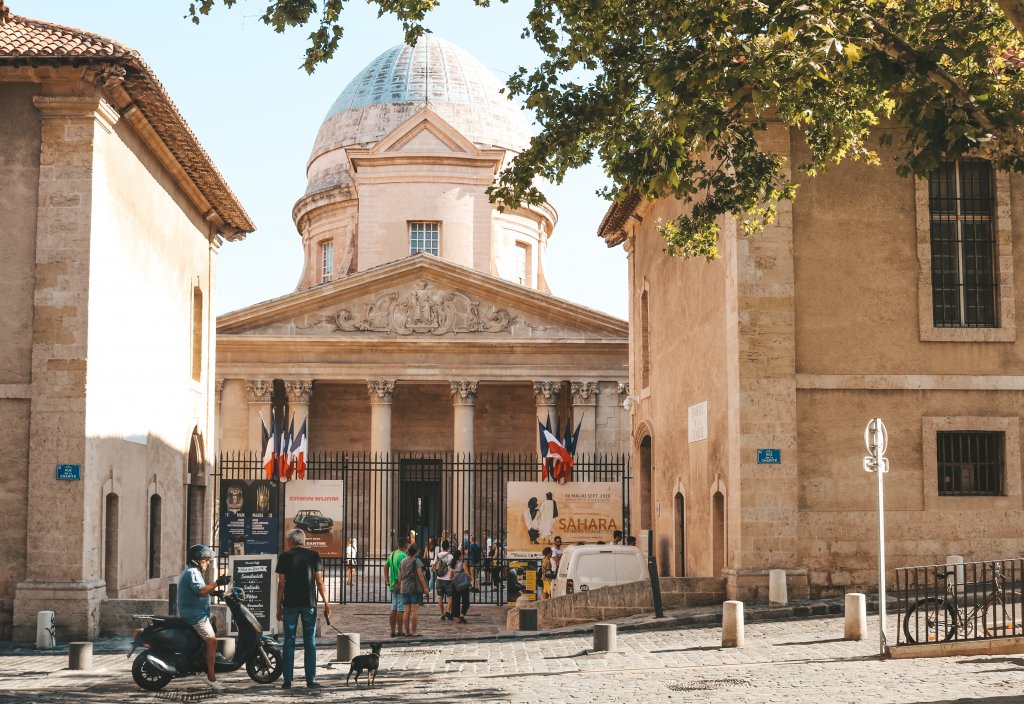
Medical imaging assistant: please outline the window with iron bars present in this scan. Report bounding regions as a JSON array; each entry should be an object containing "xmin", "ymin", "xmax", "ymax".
[
  {"xmin": 409, "ymin": 222, "xmax": 439, "ymax": 256},
  {"xmin": 937, "ymin": 430, "xmax": 1005, "ymax": 496},
  {"xmin": 929, "ymin": 160, "xmax": 999, "ymax": 328}
]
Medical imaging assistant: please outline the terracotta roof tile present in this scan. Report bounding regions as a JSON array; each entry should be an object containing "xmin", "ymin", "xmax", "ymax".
[
  {"xmin": 0, "ymin": 12, "xmax": 254, "ymax": 237},
  {"xmin": 597, "ymin": 191, "xmax": 642, "ymax": 247}
]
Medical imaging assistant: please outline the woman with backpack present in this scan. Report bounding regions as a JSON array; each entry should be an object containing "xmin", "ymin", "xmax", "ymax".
[
  {"xmin": 449, "ymin": 548, "xmax": 472, "ymax": 623},
  {"xmin": 399, "ymin": 545, "xmax": 428, "ymax": 637},
  {"xmin": 432, "ymin": 540, "xmax": 454, "ymax": 620}
]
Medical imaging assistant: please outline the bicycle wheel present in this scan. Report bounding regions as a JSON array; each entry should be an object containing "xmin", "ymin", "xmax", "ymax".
[
  {"xmin": 982, "ymin": 591, "xmax": 1024, "ymax": 638},
  {"xmin": 903, "ymin": 598, "xmax": 957, "ymax": 644}
]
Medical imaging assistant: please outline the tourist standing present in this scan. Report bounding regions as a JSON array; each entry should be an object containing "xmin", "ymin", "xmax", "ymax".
[
  {"xmin": 449, "ymin": 549, "xmax": 471, "ymax": 623},
  {"xmin": 467, "ymin": 535, "xmax": 483, "ymax": 591},
  {"xmin": 345, "ymin": 538, "xmax": 357, "ymax": 586},
  {"xmin": 276, "ymin": 529, "xmax": 330, "ymax": 690},
  {"xmin": 386, "ymin": 536, "xmax": 409, "ymax": 637},
  {"xmin": 399, "ymin": 545, "xmax": 429, "ymax": 637},
  {"xmin": 541, "ymin": 546, "xmax": 555, "ymax": 600},
  {"xmin": 433, "ymin": 540, "xmax": 454, "ymax": 620}
]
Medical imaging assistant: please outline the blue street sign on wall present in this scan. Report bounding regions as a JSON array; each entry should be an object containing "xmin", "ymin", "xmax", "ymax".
[
  {"xmin": 56, "ymin": 464, "xmax": 81, "ymax": 480},
  {"xmin": 757, "ymin": 449, "xmax": 781, "ymax": 465}
]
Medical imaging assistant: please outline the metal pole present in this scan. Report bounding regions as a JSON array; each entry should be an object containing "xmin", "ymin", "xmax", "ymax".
[{"xmin": 876, "ymin": 448, "xmax": 886, "ymax": 658}]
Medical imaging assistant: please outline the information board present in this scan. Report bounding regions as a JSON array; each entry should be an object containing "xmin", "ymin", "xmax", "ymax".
[
  {"xmin": 219, "ymin": 480, "xmax": 279, "ymax": 557},
  {"xmin": 229, "ymin": 554, "xmax": 277, "ymax": 634}
]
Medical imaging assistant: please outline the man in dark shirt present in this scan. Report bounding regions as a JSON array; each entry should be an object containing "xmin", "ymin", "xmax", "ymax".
[{"xmin": 276, "ymin": 528, "xmax": 330, "ymax": 689}]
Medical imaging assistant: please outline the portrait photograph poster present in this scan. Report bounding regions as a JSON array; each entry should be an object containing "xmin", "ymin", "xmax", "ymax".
[
  {"xmin": 506, "ymin": 482, "xmax": 623, "ymax": 558},
  {"xmin": 218, "ymin": 480, "xmax": 279, "ymax": 557},
  {"xmin": 283, "ymin": 479, "xmax": 344, "ymax": 557}
]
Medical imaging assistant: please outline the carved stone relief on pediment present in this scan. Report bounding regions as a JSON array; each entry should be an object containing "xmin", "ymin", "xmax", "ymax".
[{"xmin": 300, "ymin": 279, "xmax": 545, "ymax": 336}]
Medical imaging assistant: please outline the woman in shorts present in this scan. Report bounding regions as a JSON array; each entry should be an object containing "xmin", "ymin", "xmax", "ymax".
[{"xmin": 399, "ymin": 545, "xmax": 428, "ymax": 637}]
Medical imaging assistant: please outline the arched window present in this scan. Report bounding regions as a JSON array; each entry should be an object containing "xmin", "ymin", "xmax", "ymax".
[
  {"xmin": 104, "ymin": 493, "xmax": 119, "ymax": 597},
  {"xmin": 186, "ymin": 431, "xmax": 206, "ymax": 551},
  {"xmin": 640, "ymin": 290, "xmax": 651, "ymax": 388},
  {"xmin": 191, "ymin": 286, "xmax": 203, "ymax": 382},
  {"xmin": 149, "ymin": 494, "xmax": 162, "ymax": 579}
]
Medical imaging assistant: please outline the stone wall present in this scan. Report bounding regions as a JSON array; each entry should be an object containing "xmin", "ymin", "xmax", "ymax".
[{"xmin": 507, "ymin": 577, "xmax": 725, "ymax": 629}]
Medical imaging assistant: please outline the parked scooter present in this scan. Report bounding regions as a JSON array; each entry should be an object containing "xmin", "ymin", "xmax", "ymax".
[{"xmin": 128, "ymin": 580, "xmax": 282, "ymax": 691}]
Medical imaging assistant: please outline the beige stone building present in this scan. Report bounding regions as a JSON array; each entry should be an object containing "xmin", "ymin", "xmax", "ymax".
[
  {"xmin": 600, "ymin": 123, "xmax": 1024, "ymax": 600},
  {"xmin": 216, "ymin": 38, "xmax": 629, "ymax": 551},
  {"xmin": 0, "ymin": 11, "xmax": 252, "ymax": 639}
]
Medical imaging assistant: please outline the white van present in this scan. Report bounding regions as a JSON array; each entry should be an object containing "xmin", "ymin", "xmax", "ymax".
[{"xmin": 550, "ymin": 545, "xmax": 648, "ymax": 598}]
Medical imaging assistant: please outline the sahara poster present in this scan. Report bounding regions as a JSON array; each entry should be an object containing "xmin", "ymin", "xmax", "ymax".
[
  {"xmin": 283, "ymin": 480, "xmax": 344, "ymax": 558},
  {"xmin": 505, "ymin": 482, "xmax": 623, "ymax": 558}
]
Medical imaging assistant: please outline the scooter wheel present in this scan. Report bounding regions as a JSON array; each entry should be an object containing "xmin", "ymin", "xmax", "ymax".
[
  {"xmin": 132, "ymin": 651, "xmax": 172, "ymax": 691},
  {"xmin": 246, "ymin": 643, "xmax": 283, "ymax": 683}
]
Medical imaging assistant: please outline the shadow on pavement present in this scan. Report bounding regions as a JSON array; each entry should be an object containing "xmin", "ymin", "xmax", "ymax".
[{"xmin": 774, "ymin": 638, "xmax": 847, "ymax": 646}]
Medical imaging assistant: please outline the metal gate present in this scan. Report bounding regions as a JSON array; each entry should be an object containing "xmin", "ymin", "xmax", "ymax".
[{"xmin": 213, "ymin": 452, "xmax": 630, "ymax": 605}]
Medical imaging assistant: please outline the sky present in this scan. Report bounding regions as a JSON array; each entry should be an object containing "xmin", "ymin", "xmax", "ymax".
[{"xmin": 19, "ymin": 0, "xmax": 629, "ymax": 319}]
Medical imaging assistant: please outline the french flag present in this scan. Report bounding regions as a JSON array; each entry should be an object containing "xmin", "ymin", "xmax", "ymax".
[
  {"xmin": 262, "ymin": 411, "xmax": 277, "ymax": 481},
  {"xmin": 291, "ymin": 419, "xmax": 308, "ymax": 480},
  {"xmin": 542, "ymin": 427, "xmax": 574, "ymax": 481}
]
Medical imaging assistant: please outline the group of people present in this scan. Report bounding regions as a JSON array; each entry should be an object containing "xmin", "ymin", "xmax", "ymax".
[{"xmin": 386, "ymin": 529, "xmax": 506, "ymax": 636}]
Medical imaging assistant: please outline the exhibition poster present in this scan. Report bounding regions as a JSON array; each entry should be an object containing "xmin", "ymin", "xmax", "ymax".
[
  {"xmin": 218, "ymin": 480, "xmax": 279, "ymax": 557},
  {"xmin": 505, "ymin": 481, "xmax": 623, "ymax": 558},
  {"xmin": 283, "ymin": 479, "xmax": 344, "ymax": 557}
]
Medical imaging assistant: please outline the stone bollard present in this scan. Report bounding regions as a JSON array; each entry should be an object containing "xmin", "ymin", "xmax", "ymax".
[
  {"xmin": 36, "ymin": 611, "xmax": 55, "ymax": 650},
  {"xmin": 946, "ymin": 555, "xmax": 965, "ymax": 595},
  {"xmin": 768, "ymin": 569, "xmax": 788, "ymax": 607},
  {"xmin": 722, "ymin": 601, "xmax": 745, "ymax": 648},
  {"xmin": 844, "ymin": 593, "xmax": 867, "ymax": 641},
  {"xmin": 594, "ymin": 623, "xmax": 617, "ymax": 652},
  {"xmin": 217, "ymin": 637, "xmax": 236, "ymax": 660},
  {"xmin": 68, "ymin": 642, "xmax": 92, "ymax": 671},
  {"xmin": 337, "ymin": 633, "xmax": 360, "ymax": 662},
  {"xmin": 519, "ymin": 608, "xmax": 539, "ymax": 631}
]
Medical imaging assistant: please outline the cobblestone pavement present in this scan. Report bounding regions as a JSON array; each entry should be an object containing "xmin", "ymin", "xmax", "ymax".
[{"xmin": 2, "ymin": 616, "xmax": 1024, "ymax": 703}]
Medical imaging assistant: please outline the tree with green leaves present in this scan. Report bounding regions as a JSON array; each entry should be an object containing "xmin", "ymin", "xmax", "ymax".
[{"xmin": 189, "ymin": 0, "xmax": 1024, "ymax": 258}]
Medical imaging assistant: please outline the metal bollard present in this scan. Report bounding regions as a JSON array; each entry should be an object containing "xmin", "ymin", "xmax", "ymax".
[
  {"xmin": 217, "ymin": 637, "xmax": 236, "ymax": 659},
  {"xmin": 337, "ymin": 633, "xmax": 360, "ymax": 662},
  {"xmin": 844, "ymin": 593, "xmax": 867, "ymax": 641},
  {"xmin": 519, "ymin": 608, "xmax": 538, "ymax": 631},
  {"xmin": 722, "ymin": 601, "xmax": 745, "ymax": 648},
  {"xmin": 593, "ymin": 623, "xmax": 617, "ymax": 652},
  {"xmin": 945, "ymin": 555, "xmax": 965, "ymax": 596},
  {"xmin": 68, "ymin": 642, "xmax": 92, "ymax": 670},
  {"xmin": 36, "ymin": 611, "xmax": 55, "ymax": 650},
  {"xmin": 769, "ymin": 569, "xmax": 788, "ymax": 607}
]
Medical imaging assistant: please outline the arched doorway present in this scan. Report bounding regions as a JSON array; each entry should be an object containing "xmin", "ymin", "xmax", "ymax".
[
  {"xmin": 639, "ymin": 435, "xmax": 652, "ymax": 530},
  {"xmin": 674, "ymin": 492, "xmax": 685, "ymax": 577},
  {"xmin": 104, "ymin": 493, "xmax": 119, "ymax": 597},
  {"xmin": 186, "ymin": 430, "xmax": 206, "ymax": 554},
  {"xmin": 712, "ymin": 491, "xmax": 725, "ymax": 577}
]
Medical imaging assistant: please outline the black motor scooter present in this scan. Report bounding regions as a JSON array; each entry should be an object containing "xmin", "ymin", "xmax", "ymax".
[{"xmin": 128, "ymin": 581, "xmax": 283, "ymax": 691}]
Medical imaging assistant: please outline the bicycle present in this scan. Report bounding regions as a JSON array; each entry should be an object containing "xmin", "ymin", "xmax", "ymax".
[{"xmin": 903, "ymin": 564, "xmax": 1023, "ymax": 644}]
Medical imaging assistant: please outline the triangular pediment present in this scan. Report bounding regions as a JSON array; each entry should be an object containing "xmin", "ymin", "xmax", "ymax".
[
  {"xmin": 395, "ymin": 127, "xmax": 455, "ymax": 153},
  {"xmin": 218, "ymin": 255, "xmax": 628, "ymax": 342}
]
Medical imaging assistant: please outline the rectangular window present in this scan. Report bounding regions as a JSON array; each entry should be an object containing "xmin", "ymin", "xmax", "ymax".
[
  {"xmin": 409, "ymin": 222, "xmax": 439, "ymax": 256},
  {"xmin": 937, "ymin": 430, "xmax": 1005, "ymax": 496},
  {"xmin": 321, "ymin": 241, "xmax": 333, "ymax": 283},
  {"xmin": 515, "ymin": 243, "xmax": 529, "ymax": 286},
  {"xmin": 929, "ymin": 160, "xmax": 998, "ymax": 327}
]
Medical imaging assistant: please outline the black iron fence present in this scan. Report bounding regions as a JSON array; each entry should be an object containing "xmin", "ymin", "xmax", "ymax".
[
  {"xmin": 895, "ymin": 558, "xmax": 1024, "ymax": 645},
  {"xmin": 214, "ymin": 451, "xmax": 630, "ymax": 605}
]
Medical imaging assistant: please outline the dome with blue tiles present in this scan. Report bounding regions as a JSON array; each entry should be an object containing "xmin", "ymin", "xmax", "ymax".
[{"xmin": 304, "ymin": 36, "xmax": 532, "ymax": 195}]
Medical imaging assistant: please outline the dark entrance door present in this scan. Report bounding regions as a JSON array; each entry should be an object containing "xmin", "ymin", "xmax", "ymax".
[{"xmin": 399, "ymin": 459, "xmax": 442, "ymax": 548}]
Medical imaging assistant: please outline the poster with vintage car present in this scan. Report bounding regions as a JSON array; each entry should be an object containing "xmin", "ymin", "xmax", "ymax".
[
  {"xmin": 218, "ymin": 480, "xmax": 279, "ymax": 557},
  {"xmin": 505, "ymin": 481, "xmax": 623, "ymax": 558},
  {"xmin": 283, "ymin": 480, "xmax": 344, "ymax": 557}
]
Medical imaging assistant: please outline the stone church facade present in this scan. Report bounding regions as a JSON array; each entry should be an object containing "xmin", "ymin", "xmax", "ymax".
[
  {"xmin": 216, "ymin": 38, "xmax": 630, "ymax": 552},
  {"xmin": 601, "ymin": 122, "xmax": 1024, "ymax": 600},
  {"xmin": 0, "ymin": 11, "xmax": 253, "ymax": 639}
]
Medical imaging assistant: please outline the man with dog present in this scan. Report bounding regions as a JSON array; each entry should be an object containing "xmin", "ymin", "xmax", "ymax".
[{"xmin": 276, "ymin": 528, "xmax": 330, "ymax": 689}]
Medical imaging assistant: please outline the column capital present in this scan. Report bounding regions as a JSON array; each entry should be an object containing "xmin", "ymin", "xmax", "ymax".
[
  {"xmin": 533, "ymin": 381, "xmax": 560, "ymax": 405},
  {"xmin": 215, "ymin": 379, "xmax": 225, "ymax": 404},
  {"xmin": 367, "ymin": 379, "xmax": 396, "ymax": 405},
  {"xmin": 284, "ymin": 379, "xmax": 314, "ymax": 404},
  {"xmin": 32, "ymin": 95, "xmax": 120, "ymax": 133},
  {"xmin": 571, "ymin": 381, "xmax": 600, "ymax": 406},
  {"xmin": 450, "ymin": 380, "xmax": 479, "ymax": 406},
  {"xmin": 246, "ymin": 379, "xmax": 273, "ymax": 403},
  {"xmin": 617, "ymin": 382, "xmax": 630, "ymax": 398}
]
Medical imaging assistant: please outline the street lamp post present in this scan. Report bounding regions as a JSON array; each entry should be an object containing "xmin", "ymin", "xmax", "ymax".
[{"xmin": 863, "ymin": 418, "xmax": 889, "ymax": 658}]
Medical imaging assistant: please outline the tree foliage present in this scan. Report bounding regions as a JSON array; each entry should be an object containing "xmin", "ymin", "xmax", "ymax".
[{"xmin": 189, "ymin": 0, "xmax": 1024, "ymax": 258}]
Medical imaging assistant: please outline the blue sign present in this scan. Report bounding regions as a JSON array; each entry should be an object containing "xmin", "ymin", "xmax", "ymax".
[
  {"xmin": 757, "ymin": 449, "xmax": 781, "ymax": 465},
  {"xmin": 56, "ymin": 464, "xmax": 81, "ymax": 480}
]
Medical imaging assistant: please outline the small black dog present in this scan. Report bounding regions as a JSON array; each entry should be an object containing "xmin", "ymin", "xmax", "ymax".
[{"xmin": 346, "ymin": 642, "xmax": 382, "ymax": 686}]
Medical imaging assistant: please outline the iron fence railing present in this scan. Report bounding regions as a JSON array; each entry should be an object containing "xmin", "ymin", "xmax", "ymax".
[
  {"xmin": 213, "ymin": 451, "xmax": 630, "ymax": 605},
  {"xmin": 895, "ymin": 558, "xmax": 1024, "ymax": 645}
]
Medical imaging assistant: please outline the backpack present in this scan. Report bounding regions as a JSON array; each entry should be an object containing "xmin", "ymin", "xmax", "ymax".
[
  {"xmin": 431, "ymin": 552, "xmax": 450, "ymax": 578},
  {"xmin": 452, "ymin": 567, "xmax": 471, "ymax": 591}
]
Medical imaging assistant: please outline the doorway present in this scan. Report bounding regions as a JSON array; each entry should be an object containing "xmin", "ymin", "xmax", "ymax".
[
  {"xmin": 399, "ymin": 459, "xmax": 442, "ymax": 547},
  {"xmin": 674, "ymin": 492, "xmax": 685, "ymax": 577},
  {"xmin": 713, "ymin": 491, "xmax": 725, "ymax": 577},
  {"xmin": 639, "ymin": 436, "xmax": 652, "ymax": 530}
]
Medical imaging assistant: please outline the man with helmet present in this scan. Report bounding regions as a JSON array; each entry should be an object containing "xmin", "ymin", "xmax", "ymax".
[{"xmin": 179, "ymin": 544, "xmax": 232, "ymax": 691}]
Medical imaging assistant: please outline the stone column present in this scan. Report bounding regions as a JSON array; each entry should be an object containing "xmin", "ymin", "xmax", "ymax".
[
  {"xmin": 450, "ymin": 381, "xmax": 478, "ymax": 534},
  {"xmin": 215, "ymin": 379, "xmax": 225, "ymax": 453},
  {"xmin": 14, "ymin": 96, "xmax": 121, "ymax": 641},
  {"xmin": 533, "ymin": 381, "xmax": 560, "ymax": 428},
  {"xmin": 284, "ymin": 379, "xmax": 314, "ymax": 440},
  {"xmin": 367, "ymin": 380, "xmax": 396, "ymax": 556},
  {"xmin": 246, "ymin": 380, "xmax": 273, "ymax": 452},
  {"xmin": 571, "ymin": 382, "xmax": 600, "ymax": 457}
]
